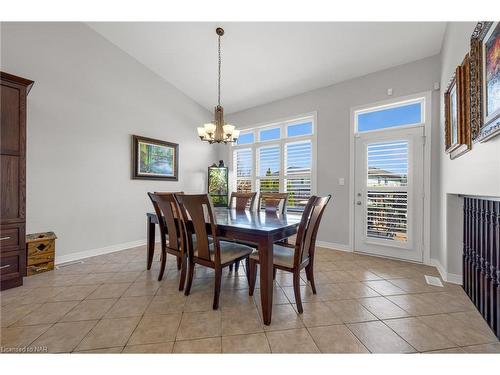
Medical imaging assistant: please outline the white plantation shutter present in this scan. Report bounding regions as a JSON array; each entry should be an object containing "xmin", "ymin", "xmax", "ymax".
[
  {"xmin": 285, "ymin": 141, "xmax": 312, "ymax": 175},
  {"xmin": 366, "ymin": 140, "xmax": 409, "ymax": 242},
  {"xmin": 233, "ymin": 148, "xmax": 252, "ymax": 192},
  {"xmin": 285, "ymin": 140, "xmax": 312, "ymax": 212},
  {"xmin": 258, "ymin": 145, "xmax": 280, "ymax": 177},
  {"xmin": 230, "ymin": 116, "xmax": 315, "ymax": 212}
]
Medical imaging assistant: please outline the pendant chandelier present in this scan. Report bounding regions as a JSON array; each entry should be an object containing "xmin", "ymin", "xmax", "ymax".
[{"xmin": 197, "ymin": 27, "xmax": 239, "ymax": 144}]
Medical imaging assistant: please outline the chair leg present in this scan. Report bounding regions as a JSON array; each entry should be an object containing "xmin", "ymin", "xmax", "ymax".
[
  {"xmin": 178, "ymin": 256, "xmax": 187, "ymax": 291},
  {"xmin": 245, "ymin": 257, "xmax": 250, "ymax": 283},
  {"xmin": 234, "ymin": 260, "xmax": 240, "ymax": 273},
  {"xmin": 293, "ymin": 271, "xmax": 303, "ymax": 314},
  {"xmin": 184, "ymin": 261, "xmax": 195, "ymax": 296},
  {"xmin": 158, "ymin": 248, "xmax": 167, "ymax": 281},
  {"xmin": 273, "ymin": 267, "xmax": 277, "ymax": 280},
  {"xmin": 176, "ymin": 256, "xmax": 182, "ymax": 270},
  {"xmin": 306, "ymin": 264, "xmax": 317, "ymax": 294},
  {"xmin": 248, "ymin": 259, "xmax": 257, "ymax": 296},
  {"xmin": 229, "ymin": 264, "xmax": 233, "ymax": 272},
  {"xmin": 213, "ymin": 266, "xmax": 222, "ymax": 310}
]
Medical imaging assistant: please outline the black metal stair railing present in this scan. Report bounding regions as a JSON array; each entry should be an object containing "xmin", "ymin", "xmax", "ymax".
[{"xmin": 463, "ymin": 197, "xmax": 499, "ymax": 339}]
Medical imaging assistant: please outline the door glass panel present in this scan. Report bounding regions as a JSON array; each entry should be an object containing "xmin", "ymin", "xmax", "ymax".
[
  {"xmin": 366, "ymin": 191, "xmax": 408, "ymax": 242},
  {"xmin": 367, "ymin": 141, "xmax": 408, "ymax": 187},
  {"xmin": 366, "ymin": 140, "xmax": 409, "ymax": 243}
]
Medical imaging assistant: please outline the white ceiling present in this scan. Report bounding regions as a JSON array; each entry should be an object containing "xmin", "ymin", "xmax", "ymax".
[{"xmin": 88, "ymin": 22, "xmax": 446, "ymax": 114}]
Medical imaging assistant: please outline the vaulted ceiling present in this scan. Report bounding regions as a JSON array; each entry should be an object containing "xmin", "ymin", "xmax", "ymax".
[{"xmin": 88, "ymin": 22, "xmax": 447, "ymax": 114}]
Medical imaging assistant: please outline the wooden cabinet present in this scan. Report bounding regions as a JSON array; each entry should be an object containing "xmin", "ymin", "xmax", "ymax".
[{"xmin": 0, "ymin": 72, "xmax": 33, "ymax": 290}]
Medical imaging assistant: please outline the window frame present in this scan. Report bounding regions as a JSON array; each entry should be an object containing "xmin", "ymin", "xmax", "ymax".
[
  {"xmin": 230, "ymin": 113, "xmax": 317, "ymax": 211},
  {"xmin": 354, "ymin": 97, "xmax": 425, "ymax": 134}
]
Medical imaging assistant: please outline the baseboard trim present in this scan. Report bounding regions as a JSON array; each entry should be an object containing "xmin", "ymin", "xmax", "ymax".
[
  {"xmin": 56, "ymin": 239, "xmax": 149, "ymax": 265},
  {"xmin": 316, "ymin": 241, "xmax": 352, "ymax": 252},
  {"xmin": 430, "ymin": 258, "xmax": 462, "ymax": 285}
]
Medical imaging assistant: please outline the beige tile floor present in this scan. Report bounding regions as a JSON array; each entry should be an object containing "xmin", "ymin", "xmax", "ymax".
[{"xmin": 1, "ymin": 245, "xmax": 499, "ymax": 354}]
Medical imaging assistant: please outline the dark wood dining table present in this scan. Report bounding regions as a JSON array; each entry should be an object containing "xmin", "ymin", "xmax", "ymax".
[{"xmin": 146, "ymin": 207, "xmax": 302, "ymax": 325}]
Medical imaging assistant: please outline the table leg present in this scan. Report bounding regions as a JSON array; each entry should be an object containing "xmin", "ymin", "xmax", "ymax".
[
  {"xmin": 147, "ymin": 216, "xmax": 155, "ymax": 270},
  {"xmin": 258, "ymin": 236, "xmax": 274, "ymax": 325}
]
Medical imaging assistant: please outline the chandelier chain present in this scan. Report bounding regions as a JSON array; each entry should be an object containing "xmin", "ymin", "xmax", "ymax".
[{"xmin": 218, "ymin": 34, "xmax": 221, "ymax": 106}]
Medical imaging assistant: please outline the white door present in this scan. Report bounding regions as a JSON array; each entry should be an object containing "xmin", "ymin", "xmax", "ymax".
[{"xmin": 354, "ymin": 126, "xmax": 424, "ymax": 262}]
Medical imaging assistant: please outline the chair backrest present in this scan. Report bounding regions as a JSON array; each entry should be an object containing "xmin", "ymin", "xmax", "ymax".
[
  {"xmin": 154, "ymin": 191, "xmax": 184, "ymax": 218},
  {"xmin": 175, "ymin": 193, "xmax": 219, "ymax": 264},
  {"xmin": 258, "ymin": 192, "xmax": 289, "ymax": 214},
  {"xmin": 148, "ymin": 192, "xmax": 185, "ymax": 255},
  {"xmin": 293, "ymin": 195, "xmax": 332, "ymax": 267},
  {"xmin": 229, "ymin": 192, "xmax": 257, "ymax": 211}
]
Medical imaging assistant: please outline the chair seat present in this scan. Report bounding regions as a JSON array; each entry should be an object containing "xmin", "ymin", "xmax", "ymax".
[
  {"xmin": 194, "ymin": 240, "xmax": 253, "ymax": 264},
  {"xmin": 249, "ymin": 244, "xmax": 295, "ymax": 268}
]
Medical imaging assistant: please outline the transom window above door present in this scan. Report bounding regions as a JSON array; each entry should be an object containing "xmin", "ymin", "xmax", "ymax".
[
  {"xmin": 231, "ymin": 115, "xmax": 316, "ymax": 212},
  {"xmin": 355, "ymin": 98, "xmax": 424, "ymax": 133}
]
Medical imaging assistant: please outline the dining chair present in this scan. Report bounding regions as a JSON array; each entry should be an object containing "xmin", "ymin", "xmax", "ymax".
[
  {"xmin": 226, "ymin": 191, "xmax": 257, "ymax": 272},
  {"xmin": 175, "ymin": 193, "xmax": 255, "ymax": 309},
  {"xmin": 247, "ymin": 195, "xmax": 331, "ymax": 313},
  {"xmin": 228, "ymin": 191, "xmax": 257, "ymax": 211},
  {"xmin": 147, "ymin": 192, "xmax": 187, "ymax": 288},
  {"xmin": 257, "ymin": 192, "xmax": 289, "ymax": 214}
]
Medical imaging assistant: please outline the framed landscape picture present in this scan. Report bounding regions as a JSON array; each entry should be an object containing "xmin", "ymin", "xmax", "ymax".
[
  {"xmin": 445, "ymin": 54, "xmax": 472, "ymax": 159},
  {"xmin": 132, "ymin": 135, "xmax": 178, "ymax": 180},
  {"xmin": 470, "ymin": 21, "xmax": 500, "ymax": 142}
]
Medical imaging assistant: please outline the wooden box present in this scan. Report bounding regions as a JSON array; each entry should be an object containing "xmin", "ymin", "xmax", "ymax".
[{"xmin": 26, "ymin": 232, "xmax": 57, "ymax": 276}]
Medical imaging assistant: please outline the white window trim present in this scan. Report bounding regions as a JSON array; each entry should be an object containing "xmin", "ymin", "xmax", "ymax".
[
  {"xmin": 229, "ymin": 112, "xmax": 318, "ymax": 205},
  {"xmin": 349, "ymin": 92, "xmax": 432, "ymax": 265}
]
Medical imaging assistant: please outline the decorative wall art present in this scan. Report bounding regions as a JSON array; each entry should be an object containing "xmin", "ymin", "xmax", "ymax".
[
  {"xmin": 445, "ymin": 54, "xmax": 472, "ymax": 159},
  {"xmin": 132, "ymin": 135, "xmax": 178, "ymax": 180},
  {"xmin": 470, "ymin": 21, "xmax": 500, "ymax": 142}
]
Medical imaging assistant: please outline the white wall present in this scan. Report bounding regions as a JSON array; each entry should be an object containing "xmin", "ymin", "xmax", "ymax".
[
  {"xmin": 439, "ymin": 23, "xmax": 500, "ymax": 277},
  {"xmin": 0, "ymin": 22, "xmax": 216, "ymax": 262},
  {"xmin": 223, "ymin": 55, "xmax": 442, "ymax": 254}
]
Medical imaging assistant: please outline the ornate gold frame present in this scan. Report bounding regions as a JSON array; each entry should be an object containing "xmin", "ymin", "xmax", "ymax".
[
  {"xmin": 445, "ymin": 55, "xmax": 472, "ymax": 159},
  {"xmin": 470, "ymin": 21, "xmax": 500, "ymax": 142}
]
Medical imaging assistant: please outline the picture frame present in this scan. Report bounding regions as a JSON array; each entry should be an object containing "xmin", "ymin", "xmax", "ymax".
[
  {"xmin": 470, "ymin": 21, "xmax": 500, "ymax": 142},
  {"xmin": 444, "ymin": 70, "xmax": 460, "ymax": 153},
  {"xmin": 132, "ymin": 135, "xmax": 178, "ymax": 180},
  {"xmin": 444, "ymin": 55, "xmax": 472, "ymax": 159}
]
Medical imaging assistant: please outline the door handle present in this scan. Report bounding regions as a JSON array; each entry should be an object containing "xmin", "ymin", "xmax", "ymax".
[
  {"xmin": 0, "ymin": 237, "xmax": 11, "ymax": 241},
  {"xmin": 356, "ymin": 201, "xmax": 362, "ymax": 205},
  {"xmin": 0, "ymin": 264, "xmax": 11, "ymax": 270}
]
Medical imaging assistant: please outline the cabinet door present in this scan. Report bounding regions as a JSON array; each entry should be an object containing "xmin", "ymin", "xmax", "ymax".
[
  {"xmin": 1, "ymin": 83, "xmax": 22, "ymax": 155},
  {"xmin": 1, "ymin": 155, "xmax": 24, "ymax": 222}
]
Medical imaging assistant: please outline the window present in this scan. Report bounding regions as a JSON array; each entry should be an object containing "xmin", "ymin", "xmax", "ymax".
[
  {"xmin": 259, "ymin": 127, "xmax": 280, "ymax": 142},
  {"xmin": 233, "ymin": 148, "xmax": 252, "ymax": 192},
  {"xmin": 231, "ymin": 115, "xmax": 316, "ymax": 212},
  {"xmin": 356, "ymin": 100, "xmax": 423, "ymax": 133},
  {"xmin": 287, "ymin": 122, "xmax": 313, "ymax": 137},
  {"xmin": 236, "ymin": 132, "xmax": 254, "ymax": 145}
]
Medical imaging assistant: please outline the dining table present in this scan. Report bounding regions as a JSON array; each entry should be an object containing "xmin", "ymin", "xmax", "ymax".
[{"xmin": 146, "ymin": 207, "xmax": 302, "ymax": 325}]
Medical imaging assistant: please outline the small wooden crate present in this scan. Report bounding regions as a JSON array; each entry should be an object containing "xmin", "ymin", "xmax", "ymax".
[{"xmin": 26, "ymin": 232, "xmax": 57, "ymax": 276}]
